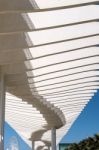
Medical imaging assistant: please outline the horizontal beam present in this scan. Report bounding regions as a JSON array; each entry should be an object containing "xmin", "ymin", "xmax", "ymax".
[{"xmin": 0, "ymin": 0, "xmax": 98, "ymax": 13}]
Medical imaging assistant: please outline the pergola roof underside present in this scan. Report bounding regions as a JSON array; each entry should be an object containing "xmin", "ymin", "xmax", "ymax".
[{"xmin": 0, "ymin": 0, "xmax": 99, "ymax": 149}]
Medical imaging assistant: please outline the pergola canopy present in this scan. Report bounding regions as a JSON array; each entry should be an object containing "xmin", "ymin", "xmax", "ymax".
[{"xmin": 0, "ymin": 0, "xmax": 99, "ymax": 149}]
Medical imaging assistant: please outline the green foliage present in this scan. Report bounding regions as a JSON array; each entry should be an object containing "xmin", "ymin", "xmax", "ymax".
[{"xmin": 65, "ymin": 134, "xmax": 99, "ymax": 150}]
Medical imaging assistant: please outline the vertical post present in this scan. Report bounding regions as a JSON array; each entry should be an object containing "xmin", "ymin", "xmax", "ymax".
[
  {"xmin": 0, "ymin": 72, "xmax": 5, "ymax": 150},
  {"xmin": 51, "ymin": 128, "xmax": 56, "ymax": 150},
  {"xmin": 48, "ymin": 146, "xmax": 50, "ymax": 150},
  {"xmin": 32, "ymin": 141, "xmax": 35, "ymax": 150}
]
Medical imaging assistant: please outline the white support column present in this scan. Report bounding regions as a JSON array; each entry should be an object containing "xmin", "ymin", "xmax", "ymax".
[
  {"xmin": 51, "ymin": 128, "xmax": 56, "ymax": 150},
  {"xmin": 32, "ymin": 141, "xmax": 35, "ymax": 150},
  {"xmin": 0, "ymin": 72, "xmax": 5, "ymax": 150}
]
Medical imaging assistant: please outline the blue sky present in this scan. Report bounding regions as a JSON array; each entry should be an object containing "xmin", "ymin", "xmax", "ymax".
[
  {"xmin": 61, "ymin": 90, "xmax": 99, "ymax": 143},
  {"xmin": 4, "ymin": 122, "xmax": 31, "ymax": 150}
]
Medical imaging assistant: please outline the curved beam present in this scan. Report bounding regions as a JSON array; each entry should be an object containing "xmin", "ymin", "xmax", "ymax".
[
  {"xmin": 30, "ymin": 129, "xmax": 47, "ymax": 141},
  {"xmin": 3, "ymin": 50, "xmax": 65, "ymax": 129}
]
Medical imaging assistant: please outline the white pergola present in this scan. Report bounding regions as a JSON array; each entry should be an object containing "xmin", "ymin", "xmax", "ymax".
[{"xmin": 0, "ymin": 0, "xmax": 99, "ymax": 150}]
